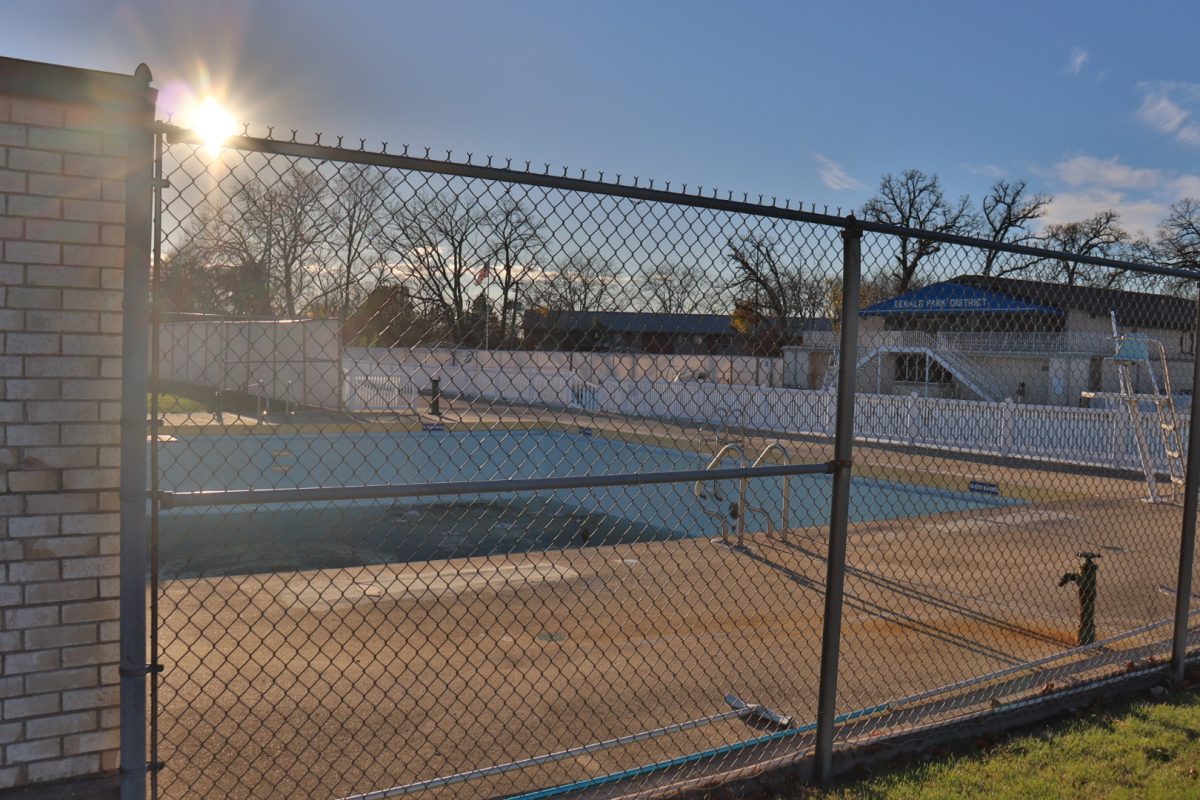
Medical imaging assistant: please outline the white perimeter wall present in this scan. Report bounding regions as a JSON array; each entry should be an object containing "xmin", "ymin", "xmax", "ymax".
[
  {"xmin": 158, "ymin": 320, "xmax": 342, "ymax": 409},
  {"xmin": 352, "ymin": 350, "xmax": 1187, "ymax": 475}
]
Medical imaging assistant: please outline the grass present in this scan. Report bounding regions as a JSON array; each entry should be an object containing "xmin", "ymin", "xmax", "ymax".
[
  {"xmin": 777, "ymin": 689, "xmax": 1200, "ymax": 800},
  {"xmin": 152, "ymin": 392, "xmax": 211, "ymax": 414}
]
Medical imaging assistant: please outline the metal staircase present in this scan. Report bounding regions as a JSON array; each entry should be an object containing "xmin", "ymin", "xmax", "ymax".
[{"xmin": 822, "ymin": 331, "xmax": 1006, "ymax": 401}]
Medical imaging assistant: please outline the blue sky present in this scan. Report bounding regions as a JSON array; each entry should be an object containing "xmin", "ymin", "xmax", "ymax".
[{"xmin": 5, "ymin": 0, "xmax": 1199, "ymax": 237}]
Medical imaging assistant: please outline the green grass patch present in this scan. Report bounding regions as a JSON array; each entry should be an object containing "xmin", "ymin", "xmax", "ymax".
[
  {"xmin": 776, "ymin": 690, "xmax": 1200, "ymax": 799},
  {"xmin": 152, "ymin": 392, "xmax": 211, "ymax": 414}
]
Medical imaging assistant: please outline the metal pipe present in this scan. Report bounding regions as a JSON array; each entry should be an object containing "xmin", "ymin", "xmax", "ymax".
[
  {"xmin": 500, "ymin": 614, "xmax": 1183, "ymax": 800},
  {"xmin": 338, "ymin": 708, "xmax": 750, "ymax": 800},
  {"xmin": 119, "ymin": 63, "xmax": 156, "ymax": 800},
  {"xmin": 162, "ymin": 459, "xmax": 832, "ymax": 509},
  {"xmin": 694, "ymin": 444, "xmax": 746, "ymax": 544},
  {"xmin": 159, "ymin": 124, "xmax": 1197, "ymax": 282},
  {"xmin": 146, "ymin": 120, "xmax": 165, "ymax": 800},
  {"xmin": 890, "ymin": 614, "xmax": 1179, "ymax": 712},
  {"xmin": 506, "ymin": 702, "xmax": 889, "ymax": 800},
  {"xmin": 745, "ymin": 442, "xmax": 791, "ymax": 541},
  {"xmin": 1171, "ymin": 292, "xmax": 1200, "ymax": 684},
  {"xmin": 814, "ymin": 217, "xmax": 862, "ymax": 785}
]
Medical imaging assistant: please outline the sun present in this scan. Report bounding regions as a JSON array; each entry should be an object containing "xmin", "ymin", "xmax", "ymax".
[{"xmin": 189, "ymin": 96, "xmax": 238, "ymax": 149}]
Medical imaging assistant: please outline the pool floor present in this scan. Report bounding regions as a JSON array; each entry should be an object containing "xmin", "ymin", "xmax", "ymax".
[
  {"xmin": 159, "ymin": 497, "xmax": 684, "ymax": 579},
  {"xmin": 157, "ymin": 430, "xmax": 1018, "ymax": 578}
]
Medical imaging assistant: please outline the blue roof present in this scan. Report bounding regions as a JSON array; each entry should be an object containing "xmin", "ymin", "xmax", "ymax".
[{"xmin": 861, "ymin": 281, "xmax": 1063, "ymax": 316}]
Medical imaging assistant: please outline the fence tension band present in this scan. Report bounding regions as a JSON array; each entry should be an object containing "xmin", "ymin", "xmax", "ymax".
[{"xmin": 118, "ymin": 663, "xmax": 163, "ymax": 678}]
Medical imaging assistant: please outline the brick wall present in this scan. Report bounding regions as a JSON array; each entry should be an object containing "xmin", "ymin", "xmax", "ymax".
[{"xmin": 0, "ymin": 58, "xmax": 151, "ymax": 792}]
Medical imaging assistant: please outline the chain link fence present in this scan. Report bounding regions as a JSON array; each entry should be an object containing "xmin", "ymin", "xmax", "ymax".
[{"xmin": 144, "ymin": 124, "xmax": 1200, "ymax": 799}]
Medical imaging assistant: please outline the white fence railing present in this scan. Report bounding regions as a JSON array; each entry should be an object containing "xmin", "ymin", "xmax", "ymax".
[
  {"xmin": 366, "ymin": 357, "xmax": 1185, "ymax": 473},
  {"xmin": 347, "ymin": 346, "xmax": 784, "ymax": 387},
  {"xmin": 798, "ymin": 329, "xmax": 1117, "ymax": 356},
  {"xmin": 343, "ymin": 373, "xmax": 419, "ymax": 413}
]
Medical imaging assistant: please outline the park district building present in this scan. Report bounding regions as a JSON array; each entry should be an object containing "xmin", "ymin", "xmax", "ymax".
[{"xmin": 783, "ymin": 275, "xmax": 1195, "ymax": 407}]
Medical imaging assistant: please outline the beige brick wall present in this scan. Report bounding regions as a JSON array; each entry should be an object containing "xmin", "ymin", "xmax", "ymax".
[{"xmin": 1, "ymin": 79, "xmax": 136, "ymax": 790}]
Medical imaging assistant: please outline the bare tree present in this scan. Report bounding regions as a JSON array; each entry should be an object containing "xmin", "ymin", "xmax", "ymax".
[
  {"xmin": 639, "ymin": 262, "xmax": 713, "ymax": 315},
  {"xmin": 480, "ymin": 196, "xmax": 543, "ymax": 346},
  {"xmin": 725, "ymin": 234, "xmax": 827, "ymax": 321},
  {"xmin": 195, "ymin": 166, "xmax": 332, "ymax": 317},
  {"xmin": 157, "ymin": 231, "xmax": 234, "ymax": 315},
  {"xmin": 1036, "ymin": 210, "xmax": 1130, "ymax": 287},
  {"xmin": 327, "ymin": 165, "xmax": 391, "ymax": 318},
  {"xmin": 526, "ymin": 254, "xmax": 620, "ymax": 313},
  {"xmin": 389, "ymin": 192, "xmax": 488, "ymax": 344},
  {"xmin": 860, "ymin": 169, "xmax": 976, "ymax": 293},
  {"xmin": 980, "ymin": 178, "xmax": 1051, "ymax": 276},
  {"xmin": 1158, "ymin": 197, "xmax": 1200, "ymax": 270},
  {"xmin": 187, "ymin": 204, "xmax": 272, "ymax": 316}
]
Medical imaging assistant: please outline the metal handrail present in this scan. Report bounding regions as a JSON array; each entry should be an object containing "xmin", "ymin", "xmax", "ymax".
[
  {"xmin": 162, "ymin": 459, "xmax": 833, "ymax": 509},
  {"xmin": 252, "ymin": 379, "xmax": 269, "ymax": 421},
  {"xmin": 744, "ymin": 441, "xmax": 792, "ymax": 544},
  {"xmin": 693, "ymin": 443, "xmax": 746, "ymax": 545},
  {"xmin": 283, "ymin": 379, "xmax": 297, "ymax": 419}
]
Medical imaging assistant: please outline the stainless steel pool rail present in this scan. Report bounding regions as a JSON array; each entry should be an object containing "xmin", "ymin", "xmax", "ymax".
[
  {"xmin": 693, "ymin": 444, "xmax": 746, "ymax": 545},
  {"xmin": 157, "ymin": 461, "xmax": 834, "ymax": 509},
  {"xmin": 744, "ymin": 442, "xmax": 792, "ymax": 543}
]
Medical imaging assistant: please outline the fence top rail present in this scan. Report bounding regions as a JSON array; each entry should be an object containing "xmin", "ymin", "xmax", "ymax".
[
  {"xmin": 159, "ymin": 123, "xmax": 1200, "ymax": 283},
  {"xmin": 158, "ymin": 461, "xmax": 835, "ymax": 509}
]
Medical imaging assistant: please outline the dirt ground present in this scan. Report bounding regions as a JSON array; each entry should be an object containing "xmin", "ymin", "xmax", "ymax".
[{"xmin": 151, "ymin": 405, "xmax": 1192, "ymax": 799}]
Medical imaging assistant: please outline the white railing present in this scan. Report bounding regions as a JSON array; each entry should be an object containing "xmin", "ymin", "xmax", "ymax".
[
  {"xmin": 937, "ymin": 331, "xmax": 1113, "ymax": 355},
  {"xmin": 355, "ymin": 355, "xmax": 1188, "ymax": 474},
  {"xmin": 797, "ymin": 330, "xmax": 1115, "ymax": 356},
  {"xmin": 343, "ymin": 373, "xmax": 418, "ymax": 412}
]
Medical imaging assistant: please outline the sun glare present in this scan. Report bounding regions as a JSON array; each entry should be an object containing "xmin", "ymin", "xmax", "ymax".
[{"xmin": 190, "ymin": 97, "xmax": 238, "ymax": 149}]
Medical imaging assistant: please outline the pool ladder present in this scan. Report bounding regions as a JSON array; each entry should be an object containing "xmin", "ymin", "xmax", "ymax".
[
  {"xmin": 693, "ymin": 441, "xmax": 792, "ymax": 547},
  {"xmin": 744, "ymin": 442, "xmax": 792, "ymax": 544}
]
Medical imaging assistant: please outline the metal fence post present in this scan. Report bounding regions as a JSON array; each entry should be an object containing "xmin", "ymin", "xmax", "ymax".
[
  {"xmin": 119, "ymin": 63, "xmax": 157, "ymax": 800},
  {"xmin": 814, "ymin": 217, "xmax": 862, "ymax": 785},
  {"xmin": 1170, "ymin": 292, "xmax": 1200, "ymax": 685}
]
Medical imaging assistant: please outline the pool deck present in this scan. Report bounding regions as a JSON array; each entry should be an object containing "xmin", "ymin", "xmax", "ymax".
[
  {"xmin": 145, "ymin": 402, "xmax": 1185, "ymax": 796},
  {"xmin": 152, "ymin": 400, "xmax": 1190, "ymax": 799}
]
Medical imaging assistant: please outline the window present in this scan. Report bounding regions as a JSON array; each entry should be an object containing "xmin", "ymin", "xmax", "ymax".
[{"xmin": 895, "ymin": 354, "xmax": 951, "ymax": 384}]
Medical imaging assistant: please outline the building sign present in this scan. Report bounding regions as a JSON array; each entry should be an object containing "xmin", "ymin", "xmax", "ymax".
[
  {"xmin": 862, "ymin": 282, "xmax": 1062, "ymax": 316},
  {"xmin": 969, "ymin": 481, "xmax": 1001, "ymax": 495}
]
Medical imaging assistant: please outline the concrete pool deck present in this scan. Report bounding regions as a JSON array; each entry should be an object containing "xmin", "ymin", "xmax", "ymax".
[
  {"xmin": 152, "ymin": 454, "xmax": 1190, "ymax": 799},
  {"xmin": 148, "ymin": 398, "xmax": 1189, "ymax": 798}
]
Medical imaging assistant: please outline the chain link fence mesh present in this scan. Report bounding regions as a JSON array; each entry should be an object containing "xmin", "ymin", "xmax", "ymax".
[{"xmin": 147, "ymin": 127, "xmax": 1199, "ymax": 799}]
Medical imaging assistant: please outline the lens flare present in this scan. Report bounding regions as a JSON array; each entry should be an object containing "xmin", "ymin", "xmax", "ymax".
[{"xmin": 190, "ymin": 96, "xmax": 238, "ymax": 149}]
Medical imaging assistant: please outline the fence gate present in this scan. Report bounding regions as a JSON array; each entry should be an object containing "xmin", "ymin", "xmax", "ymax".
[{"xmin": 144, "ymin": 120, "xmax": 1200, "ymax": 799}]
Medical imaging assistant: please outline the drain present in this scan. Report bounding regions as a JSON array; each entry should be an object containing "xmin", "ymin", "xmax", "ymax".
[{"xmin": 535, "ymin": 631, "xmax": 569, "ymax": 643}]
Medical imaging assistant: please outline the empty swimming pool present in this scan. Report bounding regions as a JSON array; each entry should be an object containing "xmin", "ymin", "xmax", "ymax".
[{"xmin": 157, "ymin": 429, "xmax": 1017, "ymax": 577}]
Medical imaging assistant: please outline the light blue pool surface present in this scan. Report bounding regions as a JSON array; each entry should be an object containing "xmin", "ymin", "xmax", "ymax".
[{"xmin": 157, "ymin": 430, "xmax": 1019, "ymax": 577}]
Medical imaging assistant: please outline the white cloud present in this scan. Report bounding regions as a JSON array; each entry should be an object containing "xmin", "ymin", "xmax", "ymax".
[
  {"xmin": 1055, "ymin": 156, "xmax": 1161, "ymax": 191},
  {"xmin": 812, "ymin": 154, "xmax": 864, "ymax": 191},
  {"xmin": 1041, "ymin": 154, "xmax": 1200, "ymax": 237},
  {"xmin": 1066, "ymin": 46, "xmax": 1089, "ymax": 76},
  {"xmin": 1042, "ymin": 190, "xmax": 1166, "ymax": 238},
  {"xmin": 1135, "ymin": 82, "xmax": 1200, "ymax": 147}
]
